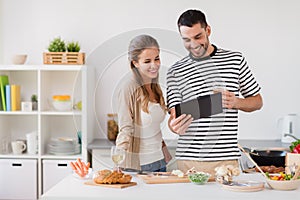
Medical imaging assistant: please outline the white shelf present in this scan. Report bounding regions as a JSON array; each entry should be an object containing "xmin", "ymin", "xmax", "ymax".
[
  {"xmin": 41, "ymin": 111, "xmax": 82, "ymax": 116},
  {"xmin": 0, "ymin": 64, "xmax": 88, "ymax": 199},
  {"xmin": 0, "ymin": 111, "xmax": 38, "ymax": 115}
]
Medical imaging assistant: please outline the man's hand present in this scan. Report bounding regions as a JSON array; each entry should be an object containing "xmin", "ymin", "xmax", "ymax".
[
  {"xmin": 168, "ymin": 107, "xmax": 193, "ymax": 135},
  {"xmin": 221, "ymin": 90, "xmax": 263, "ymax": 112}
]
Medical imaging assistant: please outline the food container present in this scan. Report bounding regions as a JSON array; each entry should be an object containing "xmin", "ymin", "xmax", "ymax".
[
  {"xmin": 107, "ymin": 113, "xmax": 118, "ymax": 141},
  {"xmin": 188, "ymin": 172, "xmax": 210, "ymax": 185},
  {"xmin": 266, "ymin": 178, "xmax": 300, "ymax": 190},
  {"xmin": 52, "ymin": 95, "xmax": 72, "ymax": 111}
]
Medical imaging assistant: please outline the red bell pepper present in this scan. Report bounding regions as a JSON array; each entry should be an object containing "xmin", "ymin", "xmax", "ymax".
[{"xmin": 292, "ymin": 144, "xmax": 300, "ymax": 153}]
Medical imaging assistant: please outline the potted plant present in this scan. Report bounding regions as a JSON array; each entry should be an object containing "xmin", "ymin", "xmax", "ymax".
[
  {"xmin": 67, "ymin": 41, "xmax": 81, "ymax": 52},
  {"xmin": 31, "ymin": 94, "xmax": 38, "ymax": 110},
  {"xmin": 43, "ymin": 37, "xmax": 85, "ymax": 65},
  {"xmin": 47, "ymin": 37, "xmax": 66, "ymax": 52}
]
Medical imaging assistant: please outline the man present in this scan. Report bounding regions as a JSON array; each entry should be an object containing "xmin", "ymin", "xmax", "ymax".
[{"xmin": 166, "ymin": 9, "xmax": 263, "ymax": 178}]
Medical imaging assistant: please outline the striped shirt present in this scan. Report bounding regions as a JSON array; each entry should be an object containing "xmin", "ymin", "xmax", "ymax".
[{"xmin": 166, "ymin": 45, "xmax": 261, "ymax": 161}]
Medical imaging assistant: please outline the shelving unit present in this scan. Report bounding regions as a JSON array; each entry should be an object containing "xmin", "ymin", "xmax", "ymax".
[{"xmin": 0, "ymin": 64, "xmax": 88, "ymax": 199}]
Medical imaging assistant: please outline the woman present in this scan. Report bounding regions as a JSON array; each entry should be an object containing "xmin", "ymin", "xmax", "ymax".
[{"xmin": 116, "ymin": 35, "xmax": 171, "ymax": 172}]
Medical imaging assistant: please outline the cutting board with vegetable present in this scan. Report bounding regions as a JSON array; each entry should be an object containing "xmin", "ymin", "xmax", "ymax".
[
  {"xmin": 84, "ymin": 181, "xmax": 137, "ymax": 189},
  {"xmin": 137, "ymin": 172, "xmax": 190, "ymax": 184}
]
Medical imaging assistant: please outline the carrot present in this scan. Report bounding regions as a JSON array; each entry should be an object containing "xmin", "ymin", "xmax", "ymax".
[{"xmin": 70, "ymin": 162, "xmax": 77, "ymax": 171}]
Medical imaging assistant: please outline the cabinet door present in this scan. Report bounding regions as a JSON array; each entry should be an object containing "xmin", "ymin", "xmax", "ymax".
[
  {"xmin": 42, "ymin": 159, "xmax": 75, "ymax": 194},
  {"xmin": 0, "ymin": 159, "xmax": 37, "ymax": 199},
  {"xmin": 92, "ymin": 149, "xmax": 114, "ymax": 170}
]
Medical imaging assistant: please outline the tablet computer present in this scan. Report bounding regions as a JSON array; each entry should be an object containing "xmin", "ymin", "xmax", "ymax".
[{"xmin": 174, "ymin": 92, "xmax": 223, "ymax": 119}]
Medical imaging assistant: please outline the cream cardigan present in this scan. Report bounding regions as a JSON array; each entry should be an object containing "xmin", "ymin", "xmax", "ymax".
[{"xmin": 115, "ymin": 75, "xmax": 142, "ymax": 170}]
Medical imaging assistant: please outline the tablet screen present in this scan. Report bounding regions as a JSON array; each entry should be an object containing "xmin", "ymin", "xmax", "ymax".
[{"xmin": 175, "ymin": 92, "xmax": 223, "ymax": 119}]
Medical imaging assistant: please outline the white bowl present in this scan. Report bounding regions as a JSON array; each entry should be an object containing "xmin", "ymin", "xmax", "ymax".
[
  {"xmin": 52, "ymin": 101, "xmax": 72, "ymax": 111},
  {"xmin": 12, "ymin": 54, "xmax": 27, "ymax": 64},
  {"xmin": 266, "ymin": 178, "xmax": 300, "ymax": 190}
]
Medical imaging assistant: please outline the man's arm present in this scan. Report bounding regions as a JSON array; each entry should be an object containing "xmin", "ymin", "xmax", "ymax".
[{"xmin": 223, "ymin": 91, "xmax": 263, "ymax": 112}]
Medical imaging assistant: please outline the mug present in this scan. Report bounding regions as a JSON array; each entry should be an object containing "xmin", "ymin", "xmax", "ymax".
[{"xmin": 11, "ymin": 141, "xmax": 26, "ymax": 154}]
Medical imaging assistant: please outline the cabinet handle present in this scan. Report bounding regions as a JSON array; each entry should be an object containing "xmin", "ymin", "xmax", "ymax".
[
  {"xmin": 57, "ymin": 163, "xmax": 68, "ymax": 167},
  {"xmin": 12, "ymin": 163, "xmax": 22, "ymax": 167}
]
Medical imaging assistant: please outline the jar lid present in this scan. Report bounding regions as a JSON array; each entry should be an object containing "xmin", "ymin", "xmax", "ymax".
[{"xmin": 107, "ymin": 113, "xmax": 117, "ymax": 117}]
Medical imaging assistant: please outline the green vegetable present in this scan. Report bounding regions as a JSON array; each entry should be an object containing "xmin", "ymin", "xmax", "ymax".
[
  {"xmin": 188, "ymin": 172, "xmax": 210, "ymax": 184},
  {"xmin": 289, "ymin": 139, "xmax": 300, "ymax": 153}
]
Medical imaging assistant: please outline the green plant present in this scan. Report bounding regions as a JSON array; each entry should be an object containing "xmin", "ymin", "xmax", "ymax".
[
  {"xmin": 48, "ymin": 37, "xmax": 66, "ymax": 52},
  {"xmin": 67, "ymin": 41, "xmax": 81, "ymax": 52},
  {"xmin": 31, "ymin": 94, "xmax": 38, "ymax": 102}
]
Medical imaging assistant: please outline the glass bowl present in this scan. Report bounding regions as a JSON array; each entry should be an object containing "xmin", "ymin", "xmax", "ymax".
[{"xmin": 188, "ymin": 172, "xmax": 211, "ymax": 185}]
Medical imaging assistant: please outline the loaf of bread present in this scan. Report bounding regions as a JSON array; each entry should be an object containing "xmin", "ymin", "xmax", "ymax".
[{"xmin": 93, "ymin": 170, "xmax": 132, "ymax": 184}]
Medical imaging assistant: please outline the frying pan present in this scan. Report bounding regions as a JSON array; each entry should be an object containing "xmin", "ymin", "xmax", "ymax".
[{"xmin": 249, "ymin": 149, "xmax": 287, "ymax": 167}]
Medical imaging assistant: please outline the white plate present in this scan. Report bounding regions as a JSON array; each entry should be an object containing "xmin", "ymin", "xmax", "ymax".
[
  {"xmin": 72, "ymin": 168, "xmax": 93, "ymax": 180},
  {"xmin": 222, "ymin": 180, "xmax": 265, "ymax": 192}
]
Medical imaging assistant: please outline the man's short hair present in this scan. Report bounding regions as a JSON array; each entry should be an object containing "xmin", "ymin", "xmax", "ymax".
[{"xmin": 177, "ymin": 9, "xmax": 208, "ymax": 30}]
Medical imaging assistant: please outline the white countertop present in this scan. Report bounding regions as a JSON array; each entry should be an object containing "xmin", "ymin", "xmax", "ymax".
[
  {"xmin": 41, "ymin": 173, "xmax": 299, "ymax": 200},
  {"xmin": 87, "ymin": 139, "xmax": 290, "ymax": 150}
]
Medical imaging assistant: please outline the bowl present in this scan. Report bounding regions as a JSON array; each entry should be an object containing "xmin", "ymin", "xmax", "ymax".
[
  {"xmin": 266, "ymin": 178, "xmax": 300, "ymax": 190},
  {"xmin": 12, "ymin": 54, "xmax": 27, "ymax": 64},
  {"xmin": 188, "ymin": 172, "xmax": 211, "ymax": 185},
  {"xmin": 52, "ymin": 95, "xmax": 72, "ymax": 111}
]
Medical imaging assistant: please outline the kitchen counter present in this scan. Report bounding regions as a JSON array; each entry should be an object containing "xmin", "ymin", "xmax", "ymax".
[
  {"xmin": 88, "ymin": 139, "xmax": 291, "ymax": 171},
  {"xmin": 41, "ymin": 173, "xmax": 299, "ymax": 200},
  {"xmin": 88, "ymin": 139, "xmax": 178, "ymax": 149},
  {"xmin": 88, "ymin": 138, "xmax": 291, "ymax": 150}
]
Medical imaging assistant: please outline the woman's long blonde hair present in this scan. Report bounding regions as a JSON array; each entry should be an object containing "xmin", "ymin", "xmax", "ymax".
[{"xmin": 128, "ymin": 35, "xmax": 166, "ymax": 113}]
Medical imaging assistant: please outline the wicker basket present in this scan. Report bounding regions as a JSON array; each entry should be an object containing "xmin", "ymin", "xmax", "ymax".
[{"xmin": 43, "ymin": 52, "xmax": 85, "ymax": 65}]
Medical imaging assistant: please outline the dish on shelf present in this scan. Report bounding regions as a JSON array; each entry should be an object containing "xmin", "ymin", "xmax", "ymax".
[
  {"xmin": 52, "ymin": 95, "xmax": 72, "ymax": 111},
  {"xmin": 47, "ymin": 137, "xmax": 80, "ymax": 155}
]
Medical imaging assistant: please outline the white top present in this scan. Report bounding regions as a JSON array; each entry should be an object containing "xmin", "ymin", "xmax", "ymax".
[{"xmin": 139, "ymin": 102, "xmax": 165, "ymax": 165}]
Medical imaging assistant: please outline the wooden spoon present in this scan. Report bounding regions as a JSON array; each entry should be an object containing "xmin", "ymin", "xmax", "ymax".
[{"xmin": 238, "ymin": 144, "xmax": 268, "ymax": 179}]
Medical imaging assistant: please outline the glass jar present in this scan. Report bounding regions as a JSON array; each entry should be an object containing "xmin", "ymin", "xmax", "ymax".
[{"xmin": 107, "ymin": 113, "xmax": 118, "ymax": 141}]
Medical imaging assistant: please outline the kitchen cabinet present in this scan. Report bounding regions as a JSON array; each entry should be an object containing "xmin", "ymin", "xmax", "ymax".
[
  {"xmin": 0, "ymin": 64, "xmax": 90, "ymax": 199},
  {"xmin": 0, "ymin": 159, "xmax": 37, "ymax": 200},
  {"xmin": 42, "ymin": 159, "xmax": 75, "ymax": 193}
]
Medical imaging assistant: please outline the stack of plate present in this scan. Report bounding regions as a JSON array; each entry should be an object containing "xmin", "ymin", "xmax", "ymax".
[{"xmin": 47, "ymin": 137, "xmax": 81, "ymax": 155}]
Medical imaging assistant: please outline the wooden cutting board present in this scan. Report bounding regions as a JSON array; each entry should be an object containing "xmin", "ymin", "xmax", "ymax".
[
  {"xmin": 84, "ymin": 181, "xmax": 137, "ymax": 189},
  {"xmin": 137, "ymin": 173, "xmax": 190, "ymax": 184}
]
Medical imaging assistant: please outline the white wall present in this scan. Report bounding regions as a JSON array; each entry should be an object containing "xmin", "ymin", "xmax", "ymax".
[{"xmin": 1, "ymin": 0, "xmax": 300, "ymax": 140}]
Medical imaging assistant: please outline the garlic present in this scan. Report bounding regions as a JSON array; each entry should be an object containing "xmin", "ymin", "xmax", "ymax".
[
  {"xmin": 214, "ymin": 165, "xmax": 240, "ymax": 184},
  {"xmin": 171, "ymin": 169, "xmax": 184, "ymax": 177}
]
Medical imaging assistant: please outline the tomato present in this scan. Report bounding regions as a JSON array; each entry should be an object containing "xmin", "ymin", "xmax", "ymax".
[{"xmin": 292, "ymin": 144, "xmax": 300, "ymax": 153}]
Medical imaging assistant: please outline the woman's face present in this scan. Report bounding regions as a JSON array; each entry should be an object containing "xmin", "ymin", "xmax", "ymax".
[{"xmin": 133, "ymin": 47, "xmax": 160, "ymax": 83}]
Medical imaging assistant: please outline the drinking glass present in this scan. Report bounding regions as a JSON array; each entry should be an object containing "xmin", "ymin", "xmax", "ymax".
[{"xmin": 111, "ymin": 146, "xmax": 125, "ymax": 172}]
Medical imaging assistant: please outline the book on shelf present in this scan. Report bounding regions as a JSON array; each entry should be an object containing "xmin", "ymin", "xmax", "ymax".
[
  {"xmin": 5, "ymin": 85, "xmax": 11, "ymax": 111},
  {"xmin": 11, "ymin": 84, "xmax": 21, "ymax": 111},
  {"xmin": 0, "ymin": 75, "xmax": 9, "ymax": 111}
]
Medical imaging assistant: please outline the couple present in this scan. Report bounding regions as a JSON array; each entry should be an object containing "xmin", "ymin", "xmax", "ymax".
[{"xmin": 115, "ymin": 9, "xmax": 263, "ymax": 176}]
